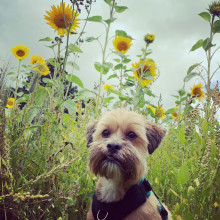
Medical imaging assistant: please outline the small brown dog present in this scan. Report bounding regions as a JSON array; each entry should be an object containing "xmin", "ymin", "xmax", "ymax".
[{"xmin": 86, "ymin": 109, "xmax": 172, "ymax": 220}]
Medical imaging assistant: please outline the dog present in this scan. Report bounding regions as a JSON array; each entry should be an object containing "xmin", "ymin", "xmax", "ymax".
[{"xmin": 86, "ymin": 109, "xmax": 172, "ymax": 220}]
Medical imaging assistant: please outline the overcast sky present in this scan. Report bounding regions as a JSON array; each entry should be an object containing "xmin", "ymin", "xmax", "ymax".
[{"xmin": 0, "ymin": 0, "xmax": 219, "ymax": 110}]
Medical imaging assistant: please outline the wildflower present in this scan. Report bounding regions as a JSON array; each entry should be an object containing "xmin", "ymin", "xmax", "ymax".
[
  {"xmin": 30, "ymin": 55, "xmax": 45, "ymax": 65},
  {"xmin": 171, "ymin": 106, "xmax": 182, "ymax": 120},
  {"xmin": 209, "ymin": 1, "xmax": 220, "ymax": 17},
  {"xmin": 144, "ymin": 34, "xmax": 155, "ymax": 44},
  {"xmin": 6, "ymin": 98, "xmax": 15, "ymax": 108},
  {"xmin": 104, "ymin": 84, "xmax": 115, "ymax": 92},
  {"xmin": 148, "ymin": 105, "xmax": 165, "ymax": 120},
  {"xmin": 44, "ymin": 2, "xmax": 80, "ymax": 36},
  {"xmin": 112, "ymin": 36, "xmax": 132, "ymax": 54},
  {"xmin": 190, "ymin": 83, "xmax": 205, "ymax": 101},
  {"xmin": 11, "ymin": 45, "xmax": 29, "ymax": 61},
  {"xmin": 33, "ymin": 61, "xmax": 50, "ymax": 76},
  {"xmin": 154, "ymin": 177, "xmax": 159, "ymax": 184},
  {"xmin": 132, "ymin": 58, "xmax": 157, "ymax": 87},
  {"xmin": 214, "ymin": 202, "xmax": 219, "ymax": 208}
]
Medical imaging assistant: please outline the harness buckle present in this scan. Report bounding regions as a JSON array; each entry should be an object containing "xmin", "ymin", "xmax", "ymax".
[{"xmin": 97, "ymin": 209, "xmax": 109, "ymax": 220}]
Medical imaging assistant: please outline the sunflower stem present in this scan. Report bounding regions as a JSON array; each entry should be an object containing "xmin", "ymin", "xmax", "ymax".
[{"xmin": 95, "ymin": 0, "xmax": 116, "ymax": 118}]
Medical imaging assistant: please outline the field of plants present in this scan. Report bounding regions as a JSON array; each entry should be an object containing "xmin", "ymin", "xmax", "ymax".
[{"xmin": 0, "ymin": 0, "xmax": 220, "ymax": 219}]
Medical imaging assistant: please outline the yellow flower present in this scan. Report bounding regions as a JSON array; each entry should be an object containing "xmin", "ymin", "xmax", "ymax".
[
  {"xmin": 6, "ymin": 98, "xmax": 15, "ymax": 108},
  {"xmin": 190, "ymin": 83, "xmax": 205, "ymax": 101},
  {"xmin": 144, "ymin": 34, "xmax": 155, "ymax": 44},
  {"xmin": 104, "ymin": 84, "xmax": 114, "ymax": 92},
  {"xmin": 112, "ymin": 36, "xmax": 132, "ymax": 54},
  {"xmin": 214, "ymin": 202, "xmax": 219, "ymax": 208},
  {"xmin": 148, "ymin": 105, "xmax": 165, "ymax": 120},
  {"xmin": 11, "ymin": 45, "xmax": 29, "ymax": 61},
  {"xmin": 44, "ymin": 2, "xmax": 80, "ymax": 36},
  {"xmin": 30, "ymin": 55, "xmax": 45, "ymax": 65},
  {"xmin": 171, "ymin": 106, "xmax": 182, "ymax": 120},
  {"xmin": 132, "ymin": 58, "xmax": 157, "ymax": 87},
  {"xmin": 33, "ymin": 61, "xmax": 50, "ymax": 76}
]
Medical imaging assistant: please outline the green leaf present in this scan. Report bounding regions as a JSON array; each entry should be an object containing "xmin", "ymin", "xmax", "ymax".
[
  {"xmin": 7, "ymin": 72, "xmax": 15, "ymax": 75},
  {"xmin": 104, "ymin": 0, "xmax": 112, "ymax": 6},
  {"xmin": 123, "ymin": 58, "xmax": 131, "ymax": 63},
  {"xmin": 177, "ymin": 163, "xmax": 190, "ymax": 185},
  {"xmin": 27, "ymin": 108, "xmax": 38, "ymax": 124},
  {"xmin": 190, "ymin": 39, "xmax": 203, "ymax": 51},
  {"xmin": 46, "ymin": 44, "xmax": 57, "ymax": 50},
  {"xmin": 104, "ymin": 97, "xmax": 114, "ymax": 103},
  {"xmin": 63, "ymin": 99, "xmax": 76, "ymax": 115},
  {"xmin": 178, "ymin": 126, "xmax": 185, "ymax": 144},
  {"xmin": 48, "ymin": 58, "xmax": 56, "ymax": 66},
  {"xmin": 66, "ymin": 74, "xmax": 84, "ymax": 88},
  {"xmin": 85, "ymin": 37, "xmax": 97, "ymax": 42},
  {"xmin": 115, "ymin": 6, "xmax": 128, "ymax": 13},
  {"xmin": 145, "ymin": 89, "xmax": 156, "ymax": 97},
  {"xmin": 165, "ymin": 108, "xmax": 176, "ymax": 114},
  {"xmin": 198, "ymin": 12, "xmax": 211, "ymax": 22},
  {"xmin": 35, "ymin": 86, "xmax": 48, "ymax": 106},
  {"xmin": 203, "ymin": 38, "xmax": 215, "ymax": 51},
  {"xmin": 114, "ymin": 59, "xmax": 121, "ymax": 63},
  {"xmin": 39, "ymin": 37, "xmax": 52, "ymax": 42},
  {"xmin": 184, "ymin": 72, "xmax": 198, "ymax": 82},
  {"xmin": 87, "ymin": 16, "xmax": 102, "ymax": 22},
  {"xmin": 115, "ymin": 30, "xmax": 133, "ymax": 39},
  {"xmin": 202, "ymin": 119, "xmax": 208, "ymax": 133},
  {"xmin": 108, "ymin": 74, "xmax": 118, "ymax": 80},
  {"xmin": 68, "ymin": 61, "xmax": 80, "ymax": 71},
  {"xmin": 144, "ymin": 72, "xmax": 154, "ymax": 79},
  {"xmin": 103, "ymin": 62, "xmax": 113, "ymax": 69},
  {"xmin": 114, "ymin": 64, "xmax": 123, "ymax": 70},
  {"xmin": 94, "ymin": 62, "xmax": 101, "ymax": 72},
  {"xmin": 68, "ymin": 44, "xmax": 83, "ymax": 53},
  {"xmin": 104, "ymin": 18, "xmax": 117, "ymax": 25},
  {"xmin": 212, "ymin": 20, "xmax": 220, "ymax": 33},
  {"xmin": 187, "ymin": 63, "xmax": 200, "ymax": 74}
]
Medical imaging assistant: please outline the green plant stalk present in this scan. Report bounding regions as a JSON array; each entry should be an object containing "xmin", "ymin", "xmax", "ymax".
[
  {"xmin": 14, "ymin": 60, "xmax": 21, "ymax": 103},
  {"xmin": 119, "ymin": 58, "xmax": 123, "ymax": 108},
  {"xmin": 205, "ymin": 14, "xmax": 215, "ymax": 123},
  {"xmin": 95, "ymin": 0, "xmax": 116, "ymax": 118}
]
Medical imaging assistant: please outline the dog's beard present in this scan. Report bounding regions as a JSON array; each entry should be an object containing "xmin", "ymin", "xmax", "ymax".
[{"xmin": 89, "ymin": 142, "xmax": 145, "ymax": 181}]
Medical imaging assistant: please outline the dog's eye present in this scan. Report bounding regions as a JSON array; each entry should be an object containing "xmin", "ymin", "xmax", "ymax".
[
  {"xmin": 127, "ymin": 131, "xmax": 137, "ymax": 140},
  {"xmin": 102, "ymin": 129, "xmax": 110, "ymax": 138}
]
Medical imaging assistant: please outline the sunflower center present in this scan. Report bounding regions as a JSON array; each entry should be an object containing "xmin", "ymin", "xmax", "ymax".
[
  {"xmin": 137, "ymin": 65, "xmax": 150, "ymax": 77},
  {"xmin": 172, "ymin": 113, "xmax": 178, "ymax": 117},
  {"xmin": 16, "ymin": 50, "xmax": 25, "ymax": 57},
  {"xmin": 54, "ymin": 15, "xmax": 70, "ymax": 28},
  {"xmin": 8, "ymin": 101, "xmax": 14, "ymax": 106},
  {"xmin": 193, "ymin": 88, "xmax": 202, "ymax": 97},
  {"xmin": 117, "ymin": 41, "xmax": 128, "ymax": 51}
]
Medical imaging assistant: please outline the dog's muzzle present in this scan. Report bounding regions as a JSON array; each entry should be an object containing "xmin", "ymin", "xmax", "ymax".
[{"xmin": 107, "ymin": 142, "xmax": 122, "ymax": 154}]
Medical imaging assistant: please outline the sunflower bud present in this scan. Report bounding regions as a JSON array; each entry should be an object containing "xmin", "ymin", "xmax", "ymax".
[
  {"xmin": 144, "ymin": 34, "xmax": 155, "ymax": 44},
  {"xmin": 209, "ymin": 1, "xmax": 220, "ymax": 17}
]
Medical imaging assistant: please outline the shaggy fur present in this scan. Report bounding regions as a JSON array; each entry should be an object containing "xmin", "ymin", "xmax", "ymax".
[{"xmin": 86, "ymin": 109, "xmax": 172, "ymax": 220}]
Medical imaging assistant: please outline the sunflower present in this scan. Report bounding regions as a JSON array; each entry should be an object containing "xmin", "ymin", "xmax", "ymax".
[
  {"xmin": 190, "ymin": 83, "xmax": 205, "ymax": 101},
  {"xmin": 144, "ymin": 34, "xmax": 155, "ymax": 44},
  {"xmin": 44, "ymin": 2, "xmax": 80, "ymax": 36},
  {"xmin": 30, "ymin": 55, "xmax": 45, "ymax": 65},
  {"xmin": 209, "ymin": 1, "xmax": 220, "ymax": 17},
  {"xmin": 11, "ymin": 45, "xmax": 29, "ymax": 61},
  {"xmin": 6, "ymin": 98, "xmax": 15, "ymax": 108},
  {"xmin": 132, "ymin": 58, "xmax": 157, "ymax": 87},
  {"xmin": 104, "ymin": 84, "xmax": 115, "ymax": 92},
  {"xmin": 171, "ymin": 106, "xmax": 182, "ymax": 120},
  {"xmin": 33, "ymin": 61, "xmax": 50, "ymax": 76},
  {"xmin": 148, "ymin": 105, "xmax": 165, "ymax": 120},
  {"xmin": 113, "ymin": 36, "xmax": 132, "ymax": 54}
]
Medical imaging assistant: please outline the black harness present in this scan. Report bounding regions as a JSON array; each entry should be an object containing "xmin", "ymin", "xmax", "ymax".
[{"xmin": 92, "ymin": 178, "xmax": 168, "ymax": 220}]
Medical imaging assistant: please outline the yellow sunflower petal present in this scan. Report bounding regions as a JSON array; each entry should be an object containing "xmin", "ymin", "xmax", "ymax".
[{"xmin": 6, "ymin": 98, "xmax": 15, "ymax": 108}]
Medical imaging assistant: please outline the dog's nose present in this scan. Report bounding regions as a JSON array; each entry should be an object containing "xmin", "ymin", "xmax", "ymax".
[{"xmin": 107, "ymin": 142, "xmax": 122, "ymax": 154}]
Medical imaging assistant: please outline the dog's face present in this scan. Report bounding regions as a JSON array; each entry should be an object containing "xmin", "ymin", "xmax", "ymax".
[{"xmin": 87, "ymin": 109, "xmax": 165, "ymax": 184}]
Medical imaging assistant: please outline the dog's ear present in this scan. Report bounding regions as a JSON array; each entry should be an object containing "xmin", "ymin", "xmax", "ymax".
[
  {"xmin": 146, "ymin": 121, "xmax": 166, "ymax": 154},
  {"xmin": 86, "ymin": 120, "xmax": 98, "ymax": 148}
]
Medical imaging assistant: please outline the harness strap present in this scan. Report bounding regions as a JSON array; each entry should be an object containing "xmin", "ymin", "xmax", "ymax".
[{"xmin": 92, "ymin": 178, "xmax": 169, "ymax": 220}]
